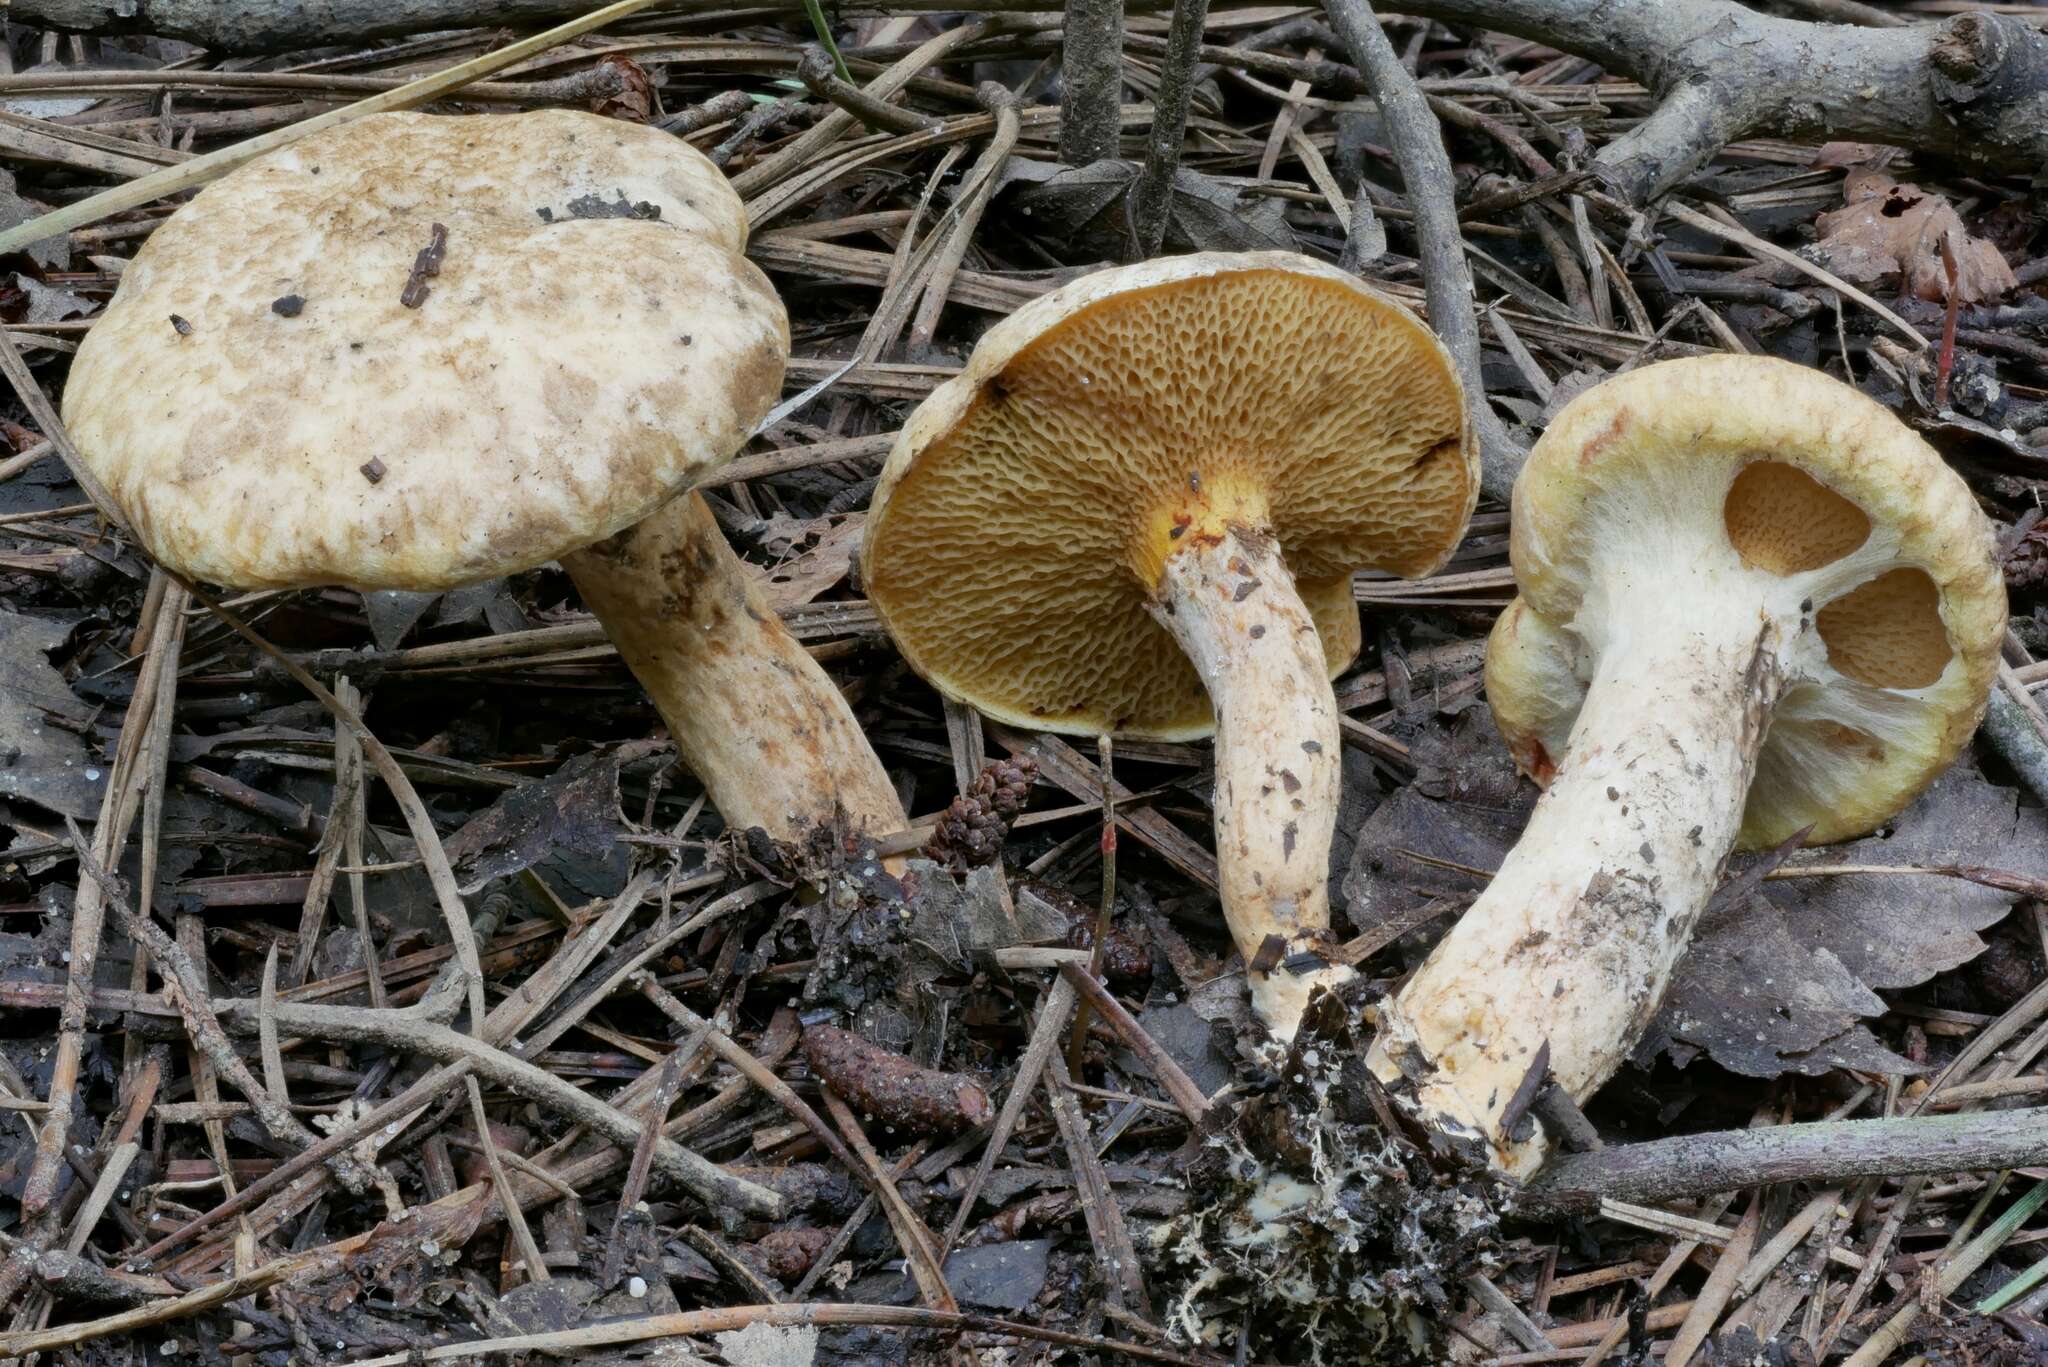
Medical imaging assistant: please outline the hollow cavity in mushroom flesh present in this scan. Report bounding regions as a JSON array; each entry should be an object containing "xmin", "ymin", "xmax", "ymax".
[
  {"xmin": 1142, "ymin": 475, "xmax": 1354, "ymax": 1040},
  {"xmin": 1368, "ymin": 459, "xmax": 1961, "ymax": 1175},
  {"xmin": 562, "ymin": 491, "xmax": 908, "ymax": 852}
]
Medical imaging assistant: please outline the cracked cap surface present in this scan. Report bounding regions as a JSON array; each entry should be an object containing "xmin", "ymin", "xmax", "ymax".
[
  {"xmin": 862, "ymin": 251, "xmax": 1476, "ymax": 741},
  {"xmin": 1488, "ymin": 353, "xmax": 2006, "ymax": 847},
  {"xmin": 62, "ymin": 109, "xmax": 788, "ymax": 591}
]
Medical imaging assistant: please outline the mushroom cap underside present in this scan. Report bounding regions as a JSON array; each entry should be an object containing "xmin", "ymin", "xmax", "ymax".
[
  {"xmin": 862, "ymin": 251, "xmax": 1477, "ymax": 741},
  {"xmin": 62, "ymin": 109, "xmax": 787, "ymax": 591},
  {"xmin": 1488, "ymin": 353, "xmax": 2006, "ymax": 847}
]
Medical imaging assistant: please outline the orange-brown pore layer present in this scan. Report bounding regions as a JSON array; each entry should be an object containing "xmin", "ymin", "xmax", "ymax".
[
  {"xmin": 865, "ymin": 268, "xmax": 1469, "ymax": 738},
  {"xmin": 1724, "ymin": 461, "xmax": 1871, "ymax": 574},
  {"xmin": 1723, "ymin": 458, "xmax": 1952, "ymax": 693}
]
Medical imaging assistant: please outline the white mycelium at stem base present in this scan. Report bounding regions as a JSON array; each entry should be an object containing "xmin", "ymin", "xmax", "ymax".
[
  {"xmin": 1368, "ymin": 354, "xmax": 2007, "ymax": 1177},
  {"xmin": 1149, "ymin": 507, "xmax": 1352, "ymax": 1032}
]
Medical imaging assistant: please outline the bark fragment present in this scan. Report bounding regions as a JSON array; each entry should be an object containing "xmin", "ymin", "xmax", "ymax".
[{"xmin": 802, "ymin": 1025, "xmax": 993, "ymax": 1137}]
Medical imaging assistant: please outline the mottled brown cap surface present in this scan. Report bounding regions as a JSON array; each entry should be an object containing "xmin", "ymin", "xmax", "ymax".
[
  {"xmin": 863, "ymin": 252, "xmax": 1475, "ymax": 741},
  {"xmin": 63, "ymin": 110, "xmax": 788, "ymax": 590}
]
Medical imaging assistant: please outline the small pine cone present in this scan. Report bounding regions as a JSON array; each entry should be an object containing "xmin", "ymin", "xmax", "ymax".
[
  {"xmin": 926, "ymin": 756, "xmax": 1038, "ymax": 871},
  {"xmin": 927, "ymin": 794, "xmax": 999, "ymax": 872},
  {"xmin": 983, "ymin": 755, "xmax": 1038, "ymax": 817}
]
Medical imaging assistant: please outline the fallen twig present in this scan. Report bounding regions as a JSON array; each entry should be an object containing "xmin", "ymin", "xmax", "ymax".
[
  {"xmin": 1058, "ymin": 962, "xmax": 1210, "ymax": 1124},
  {"xmin": 1322, "ymin": 0, "xmax": 1527, "ymax": 502},
  {"xmin": 940, "ymin": 974, "xmax": 1078, "ymax": 1253},
  {"xmin": 1984, "ymin": 667, "xmax": 2048, "ymax": 807},
  {"xmin": 817, "ymin": 1086, "xmax": 959, "ymax": 1311},
  {"xmin": 215, "ymin": 997, "xmax": 785, "ymax": 1219},
  {"xmin": 1527, "ymin": 1107, "xmax": 2048, "ymax": 1210},
  {"xmin": 1126, "ymin": 0, "xmax": 1210, "ymax": 259},
  {"xmin": 797, "ymin": 44, "xmax": 940, "ymax": 133},
  {"xmin": 341, "ymin": 1301, "xmax": 1223, "ymax": 1366},
  {"xmin": 20, "ymin": 580, "xmax": 178, "ymax": 1215},
  {"xmin": 66, "ymin": 821, "xmax": 379, "ymax": 1195}
]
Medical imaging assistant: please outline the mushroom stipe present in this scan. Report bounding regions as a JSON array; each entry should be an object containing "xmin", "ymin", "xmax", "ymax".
[{"xmin": 564, "ymin": 491, "xmax": 907, "ymax": 847}]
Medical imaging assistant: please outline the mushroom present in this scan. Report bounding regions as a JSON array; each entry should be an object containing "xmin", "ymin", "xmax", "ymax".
[
  {"xmin": 61, "ymin": 109, "xmax": 905, "ymax": 847},
  {"xmin": 1367, "ymin": 354, "xmax": 2006, "ymax": 1175},
  {"xmin": 862, "ymin": 252, "xmax": 1476, "ymax": 1037}
]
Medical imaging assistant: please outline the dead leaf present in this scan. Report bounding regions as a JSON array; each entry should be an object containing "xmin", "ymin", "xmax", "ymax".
[
  {"xmin": 591, "ymin": 55, "xmax": 656, "ymax": 123},
  {"xmin": 1766, "ymin": 762, "xmax": 2044, "ymax": 991},
  {"xmin": 361, "ymin": 589, "xmax": 440, "ymax": 652},
  {"xmin": 756, "ymin": 513, "xmax": 862, "ymax": 609},
  {"xmin": 8, "ymin": 274, "xmax": 89, "ymax": 324},
  {"xmin": 441, "ymin": 749, "xmax": 625, "ymax": 893},
  {"xmin": 435, "ymin": 578, "xmax": 529, "ymax": 634},
  {"xmin": 492, "ymin": 1276, "xmax": 597, "ymax": 1335},
  {"xmin": 0, "ymin": 612, "xmax": 102, "ymax": 819},
  {"xmin": 1632, "ymin": 892, "xmax": 1913, "ymax": 1078},
  {"xmin": 1807, "ymin": 170, "xmax": 2015, "ymax": 303},
  {"xmin": 0, "ymin": 172, "xmax": 66, "ymax": 271}
]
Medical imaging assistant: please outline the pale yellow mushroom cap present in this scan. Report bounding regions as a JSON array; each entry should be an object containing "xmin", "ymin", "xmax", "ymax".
[
  {"xmin": 1487, "ymin": 353, "xmax": 2006, "ymax": 847},
  {"xmin": 62, "ymin": 110, "xmax": 787, "ymax": 591},
  {"xmin": 862, "ymin": 251, "xmax": 1476, "ymax": 741}
]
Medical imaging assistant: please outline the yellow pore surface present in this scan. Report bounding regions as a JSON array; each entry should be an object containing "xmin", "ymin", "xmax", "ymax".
[{"xmin": 865, "ymin": 257, "xmax": 1475, "ymax": 740}]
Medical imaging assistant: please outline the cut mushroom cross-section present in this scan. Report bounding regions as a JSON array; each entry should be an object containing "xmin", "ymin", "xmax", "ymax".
[
  {"xmin": 863, "ymin": 251, "xmax": 1477, "ymax": 1039},
  {"xmin": 60, "ymin": 109, "xmax": 906, "ymax": 852},
  {"xmin": 1369, "ymin": 354, "xmax": 2006, "ymax": 1176}
]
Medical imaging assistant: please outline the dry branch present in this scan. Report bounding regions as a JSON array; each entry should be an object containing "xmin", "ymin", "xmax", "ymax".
[
  {"xmin": 1059, "ymin": 0, "xmax": 1126, "ymax": 165},
  {"xmin": 1323, "ymin": 0, "xmax": 1526, "ymax": 499},
  {"xmin": 797, "ymin": 45, "xmax": 941, "ymax": 134},
  {"xmin": 1527, "ymin": 1107, "xmax": 2048, "ymax": 1209},
  {"xmin": 1401, "ymin": 0, "xmax": 2048, "ymax": 203},
  {"xmin": 66, "ymin": 821, "xmax": 379, "ymax": 1196}
]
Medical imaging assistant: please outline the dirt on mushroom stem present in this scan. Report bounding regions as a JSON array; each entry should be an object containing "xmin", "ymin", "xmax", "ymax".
[
  {"xmin": 1369, "ymin": 584, "xmax": 1792, "ymax": 1176},
  {"xmin": 1145, "ymin": 490, "xmax": 1354, "ymax": 1040}
]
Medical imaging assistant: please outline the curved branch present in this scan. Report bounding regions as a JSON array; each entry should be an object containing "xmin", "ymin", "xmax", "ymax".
[{"xmin": 1405, "ymin": 0, "xmax": 2048, "ymax": 202}]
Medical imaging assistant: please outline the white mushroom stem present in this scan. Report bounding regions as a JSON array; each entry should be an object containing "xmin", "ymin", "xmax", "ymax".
[
  {"xmin": 1368, "ymin": 606, "xmax": 1787, "ymax": 1176},
  {"xmin": 563, "ymin": 491, "xmax": 908, "ymax": 850},
  {"xmin": 1149, "ymin": 520, "xmax": 1354, "ymax": 1039}
]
